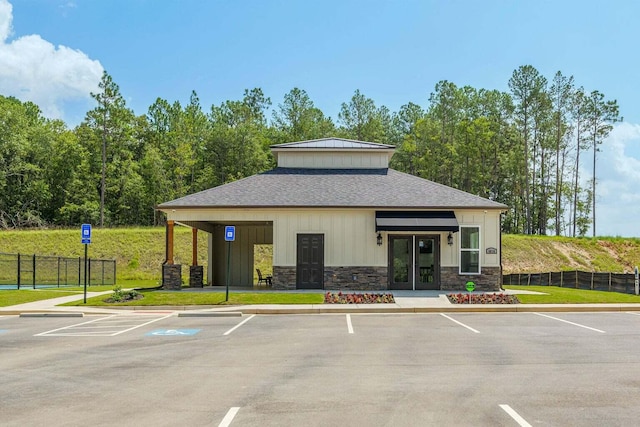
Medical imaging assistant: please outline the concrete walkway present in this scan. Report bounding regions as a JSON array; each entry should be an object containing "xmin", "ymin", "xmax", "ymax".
[{"xmin": 2, "ymin": 287, "xmax": 640, "ymax": 316}]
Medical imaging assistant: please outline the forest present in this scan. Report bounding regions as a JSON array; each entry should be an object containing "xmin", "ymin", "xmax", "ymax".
[{"xmin": 0, "ymin": 65, "xmax": 620, "ymax": 236}]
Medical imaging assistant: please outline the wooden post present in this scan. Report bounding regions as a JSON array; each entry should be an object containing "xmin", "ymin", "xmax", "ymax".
[
  {"xmin": 167, "ymin": 220, "xmax": 175, "ymax": 265},
  {"xmin": 192, "ymin": 228, "xmax": 198, "ymax": 266}
]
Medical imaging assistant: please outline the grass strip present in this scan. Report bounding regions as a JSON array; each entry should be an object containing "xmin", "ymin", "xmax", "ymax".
[
  {"xmin": 0, "ymin": 290, "xmax": 83, "ymax": 307},
  {"xmin": 62, "ymin": 289, "xmax": 324, "ymax": 306},
  {"xmin": 504, "ymin": 285, "xmax": 640, "ymax": 304}
]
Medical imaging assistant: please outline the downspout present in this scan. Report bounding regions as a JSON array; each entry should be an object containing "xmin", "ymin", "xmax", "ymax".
[
  {"xmin": 162, "ymin": 221, "xmax": 169, "ymax": 265},
  {"xmin": 500, "ymin": 211, "xmax": 504, "ymax": 291}
]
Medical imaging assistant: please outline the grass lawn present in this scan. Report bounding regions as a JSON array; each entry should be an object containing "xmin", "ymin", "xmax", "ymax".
[
  {"xmin": 0, "ymin": 289, "xmax": 83, "ymax": 307},
  {"xmin": 0, "ymin": 280, "xmax": 160, "ymax": 307},
  {"xmin": 504, "ymin": 285, "xmax": 640, "ymax": 304},
  {"xmin": 62, "ymin": 289, "xmax": 324, "ymax": 306}
]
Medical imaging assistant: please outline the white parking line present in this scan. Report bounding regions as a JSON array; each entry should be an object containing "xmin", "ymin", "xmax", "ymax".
[
  {"xmin": 626, "ymin": 312, "xmax": 640, "ymax": 316},
  {"xmin": 533, "ymin": 313, "xmax": 605, "ymax": 333},
  {"xmin": 440, "ymin": 313, "xmax": 480, "ymax": 333},
  {"xmin": 223, "ymin": 315, "xmax": 255, "ymax": 336},
  {"xmin": 218, "ymin": 407, "xmax": 240, "ymax": 427},
  {"xmin": 35, "ymin": 315, "xmax": 116, "ymax": 336},
  {"xmin": 112, "ymin": 314, "xmax": 174, "ymax": 336},
  {"xmin": 35, "ymin": 313, "xmax": 174, "ymax": 337},
  {"xmin": 346, "ymin": 314, "xmax": 354, "ymax": 334},
  {"xmin": 499, "ymin": 404, "xmax": 532, "ymax": 427}
]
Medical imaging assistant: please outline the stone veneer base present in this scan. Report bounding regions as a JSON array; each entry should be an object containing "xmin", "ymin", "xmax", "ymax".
[
  {"xmin": 162, "ymin": 264, "xmax": 182, "ymax": 290},
  {"xmin": 272, "ymin": 266, "xmax": 388, "ymax": 291},
  {"xmin": 439, "ymin": 266, "xmax": 502, "ymax": 292},
  {"xmin": 272, "ymin": 265, "xmax": 501, "ymax": 292},
  {"xmin": 189, "ymin": 265, "xmax": 204, "ymax": 288}
]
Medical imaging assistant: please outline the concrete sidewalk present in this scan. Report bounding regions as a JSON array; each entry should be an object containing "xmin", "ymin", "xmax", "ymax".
[{"xmin": 2, "ymin": 288, "xmax": 640, "ymax": 315}]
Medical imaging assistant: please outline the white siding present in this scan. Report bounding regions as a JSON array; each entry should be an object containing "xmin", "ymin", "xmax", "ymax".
[
  {"xmin": 167, "ymin": 208, "xmax": 502, "ymax": 270},
  {"xmin": 277, "ymin": 151, "xmax": 392, "ymax": 169},
  {"xmin": 167, "ymin": 208, "xmax": 386, "ymax": 267}
]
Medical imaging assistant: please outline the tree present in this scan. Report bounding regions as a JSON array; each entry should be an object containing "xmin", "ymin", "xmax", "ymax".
[
  {"xmin": 338, "ymin": 90, "xmax": 387, "ymax": 142},
  {"xmin": 549, "ymin": 71, "xmax": 574, "ymax": 235},
  {"xmin": 86, "ymin": 71, "xmax": 134, "ymax": 227},
  {"xmin": 508, "ymin": 65, "xmax": 547, "ymax": 234},
  {"xmin": 272, "ymin": 88, "xmax": 334, "ymax": 142},
  {"xmin": 570, "ymin": 88, "xmax": 588, "ymax": 237},
  {"xmin": 584, "ymin": 90, "xmax": 621, "ymax": 236}
]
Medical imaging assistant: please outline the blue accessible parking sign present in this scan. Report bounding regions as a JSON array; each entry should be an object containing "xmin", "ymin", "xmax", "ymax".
[
  {"xmin": 81, "ymin": 223, "xmax": 92, "ymax": 244},
  {"xmin": 225, "ymin": 226, "xmax": 235, "ymax": 242}
]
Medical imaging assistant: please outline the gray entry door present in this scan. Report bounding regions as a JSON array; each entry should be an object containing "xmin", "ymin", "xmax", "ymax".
[
  {"xmin": 296, "ymin": 234, "xmax": 324, "ymax": 289},
  {"xmin": 389, "ymin": 235, "xmax": 440, "ymax": 290}
]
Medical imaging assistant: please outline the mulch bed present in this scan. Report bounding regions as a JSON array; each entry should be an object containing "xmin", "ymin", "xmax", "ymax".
[
  {"xmin": 447, "ymin": 293, "xmax": 520, "ymax": 304},
  {"xmin": 324, "ymin": 292, "xmax": 395, "ymax": 304}
]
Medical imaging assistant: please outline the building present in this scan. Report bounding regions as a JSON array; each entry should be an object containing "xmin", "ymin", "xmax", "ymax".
[{"xmin": 156, "ymin": 138, "xmax": 507, "ymax": 291}]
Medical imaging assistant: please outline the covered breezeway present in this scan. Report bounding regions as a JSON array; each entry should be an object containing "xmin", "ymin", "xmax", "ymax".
[{"xmin": 163, "ymin": 220, "xmax": 273, "ymax": 288}]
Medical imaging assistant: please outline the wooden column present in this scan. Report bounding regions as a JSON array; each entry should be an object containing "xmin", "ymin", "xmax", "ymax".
[
  {"xmin": 167, "ymin": 220, "xmax": 175, "ymax": 265},
  {"xmin": 192, "ymin": 228, "xmax": 198, "ymax": 266}
]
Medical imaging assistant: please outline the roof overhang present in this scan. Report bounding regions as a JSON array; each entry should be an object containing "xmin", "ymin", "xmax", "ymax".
[{"xmin": 375, "ymin": 211, "xmax": 459, "ymax": 232}]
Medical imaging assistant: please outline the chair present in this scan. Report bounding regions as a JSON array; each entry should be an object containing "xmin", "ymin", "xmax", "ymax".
[{"xmin": 256, "ymin": 269, "xmax": 272, "ymax": 286}]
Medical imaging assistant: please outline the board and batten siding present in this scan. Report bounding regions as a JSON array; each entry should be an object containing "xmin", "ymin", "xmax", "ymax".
[
  {"xmin": 165, "ymin": 208, "xmax": 502, "ymax": 284},
  {"xmin": 276, "ymin": 151, "xmax": 392, "ymax": 169},
  {"xmin": 442, "ymin": 210, "xmax": 501, "ymax": 269},
  {"xmin": 165, "ymin": 208, "xmax": 387, "ymax": 269}
]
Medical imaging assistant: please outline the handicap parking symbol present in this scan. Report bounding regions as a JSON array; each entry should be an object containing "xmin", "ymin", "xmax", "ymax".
[{"xmin": 146, "ymin": 329, "xmax": 201, "ymax": 336}]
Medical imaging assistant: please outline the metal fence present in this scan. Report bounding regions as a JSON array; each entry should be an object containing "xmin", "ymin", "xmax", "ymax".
[
  {"xmin": 0, "ymin": 252, "xmax": 116, "ymax": 289},
  {"xmin": 503, "ymin": 271, "xmax": 637, "ymax": 295}
]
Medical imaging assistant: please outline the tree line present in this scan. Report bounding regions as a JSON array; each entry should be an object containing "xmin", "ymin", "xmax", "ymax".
[{"xmin": 0, "ymin": 65, "xmax": 620, "ymax": 235}]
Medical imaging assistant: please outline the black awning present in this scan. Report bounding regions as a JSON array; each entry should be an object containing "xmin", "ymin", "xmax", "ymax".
[{"xmin": 375, "ymin": 211, "xmax": 459, "ymax": 232}]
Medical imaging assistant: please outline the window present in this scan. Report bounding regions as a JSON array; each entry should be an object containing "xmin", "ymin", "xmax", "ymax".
[{"xmin": 460, "ymin": 226, "xmax": 480, "ymax": 274}]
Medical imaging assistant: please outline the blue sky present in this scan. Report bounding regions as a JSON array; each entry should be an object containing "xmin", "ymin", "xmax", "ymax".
[{"xmin": 1, "ymin": 0, "xmax": 639, "ymax": 238}]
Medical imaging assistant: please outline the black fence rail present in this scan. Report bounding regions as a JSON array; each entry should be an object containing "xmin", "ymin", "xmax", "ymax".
[
  {"xmin": 503, "ymin": 271, "xmax": 637, "ymax": 295},
  {"xmin": 0, "ymin": 252, "xmax": 116, "ymax": 289}
]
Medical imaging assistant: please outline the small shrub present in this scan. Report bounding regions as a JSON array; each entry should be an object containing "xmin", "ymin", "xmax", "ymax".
[{"xmin": 104, "ymin": 286, "xmax": 142, "ymax": 303}]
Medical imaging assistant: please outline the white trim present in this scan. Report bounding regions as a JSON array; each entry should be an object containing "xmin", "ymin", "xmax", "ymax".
[{"xmin": 459, "ymin": 225, "xmax": 481, "ymax": 275}]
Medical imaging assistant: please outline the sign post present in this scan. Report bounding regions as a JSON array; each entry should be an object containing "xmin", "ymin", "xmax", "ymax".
[
  {"xmin": 635, "ymin": 266, "xmax": 639, "ymax": 296},
  {"xmin": 466, "ymin": 281, "xmax": 476, "ymax": 304},
  {"xmin": 81, "ymin": 224, "xmax": 92, "ymax": 303},
  {"xmin": 224, "ymin": 226, "xmax": 235, "ymax": 302}
]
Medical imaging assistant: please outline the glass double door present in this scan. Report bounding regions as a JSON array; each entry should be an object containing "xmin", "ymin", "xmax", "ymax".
[{"xmin": 389, "ymin": 235, "xmax": 440, "ymax": 290}]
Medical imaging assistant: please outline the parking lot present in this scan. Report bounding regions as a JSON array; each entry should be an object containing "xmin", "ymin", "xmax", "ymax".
[{"xmin": 2, "ymin": 311, "xmax": 640, "ymax": 426}]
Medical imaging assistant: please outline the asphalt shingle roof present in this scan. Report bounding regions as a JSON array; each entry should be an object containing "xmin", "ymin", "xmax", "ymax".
[{"xmin": 157, "ymin": 168, "xmax": 507, "ymax": 210}]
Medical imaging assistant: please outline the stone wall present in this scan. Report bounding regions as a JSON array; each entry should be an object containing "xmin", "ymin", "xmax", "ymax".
[
  {"xmin": 272, "ymin": 266, "xmax": 297, "ymax": 290},
  {"xmin": 189, "ymin": 265, "xmax": 203, "ymax": 288},
  {"xmin": 324, "ymin": 267, "xmax": 388, "ymax": 291},
  {"xmin": 162, "ymin": 264, "xmax": 182, "ymax": 290},
  {"xmin": 440, "ymin": 266, "xmax": 502, "ymax": 291},
  {"xmin": 272, "ymin": 266, "xmax": 388, "ymax": 291},
  {"xmin": 273, "ymin": 265, "xmax": 502, "ymax": 292}
]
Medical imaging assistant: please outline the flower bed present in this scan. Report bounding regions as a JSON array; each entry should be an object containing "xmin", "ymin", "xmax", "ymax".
[
  {"xmin": 324, "ymin": 292, "xmax": 395, "ymax": 304},
  {"xmin": 447, "ymin": 293, "xmax": 520, "ymax": 304}
]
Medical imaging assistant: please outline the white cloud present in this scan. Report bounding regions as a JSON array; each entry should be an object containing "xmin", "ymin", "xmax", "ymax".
[
  {"xmin": 593, "ymin": 122, "xmax": 640, "ymax": 237},
  {"xmin": 0, "ymin": 0, "xmax": 103, "ymax": 120}
]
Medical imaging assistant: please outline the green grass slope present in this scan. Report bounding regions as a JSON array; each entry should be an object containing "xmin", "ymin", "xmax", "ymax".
[
  {"xmin": 1, "ymin": 228, "xmax": 639, "ymax": 280},
  {"xmin": 0, "ymin": 227, "xmax": 208, "ymax": 280},
  {"xmin": 502, "ymin": 235, "xmax": 640, "ymax": 274}
]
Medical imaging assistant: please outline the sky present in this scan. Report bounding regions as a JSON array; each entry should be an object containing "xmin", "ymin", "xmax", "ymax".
[{"xmin": 1, "ymin": 0, "xmax": 639, "ymax": 237}]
